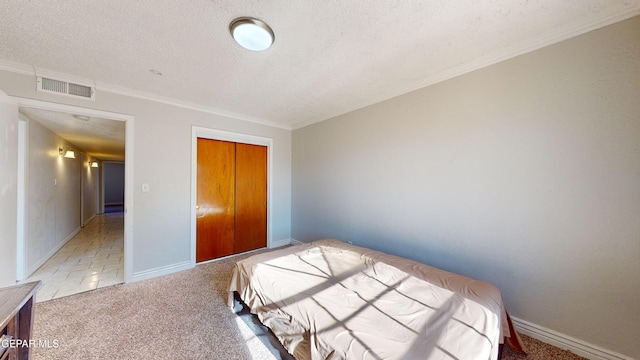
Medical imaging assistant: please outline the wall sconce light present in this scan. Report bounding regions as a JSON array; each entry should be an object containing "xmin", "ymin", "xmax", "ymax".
[
  {"xmin": 59, "ymin": 147, "xmax": 76, "ymax": 159},
  {"xmin": 90, "ymin": 161, "xmax": 99, "ymax": 168}
]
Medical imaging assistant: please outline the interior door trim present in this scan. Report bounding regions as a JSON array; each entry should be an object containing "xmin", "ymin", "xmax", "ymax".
[
  {"xmin": 11, "ymin": 96, "xmax": 134, "ymax": 283},
  {"xmin": 190, "ymin": 126, "xmax": 273, "ymax": 266}
]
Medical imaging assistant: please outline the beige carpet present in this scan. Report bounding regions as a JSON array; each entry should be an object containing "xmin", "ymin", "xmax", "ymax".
[{"xmin": 31, "ymin": 250, "xmax": 587, "ymax": 360}]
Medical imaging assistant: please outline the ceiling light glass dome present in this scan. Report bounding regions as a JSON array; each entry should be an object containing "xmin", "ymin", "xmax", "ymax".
[{"xmin": 230, "ymin": 17, "xmax": 274, "ymax": 51}]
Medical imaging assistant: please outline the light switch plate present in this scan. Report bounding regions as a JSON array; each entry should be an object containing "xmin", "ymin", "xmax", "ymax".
[{"xmin": 142, "ymin": 183, "xmax": 150, "ymax": 192}]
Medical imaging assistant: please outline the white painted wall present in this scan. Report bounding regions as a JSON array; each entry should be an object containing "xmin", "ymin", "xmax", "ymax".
[
  {"xmin": 0, "ymin": 71, "xmax": 292, "ymax": 277},
  {"xmin": 0, "ymin": 89, "xmax": 18, "ymax": 287},
  {"xmin": 24, "ymin": 118, "xmax": 82, "ymax": 276},
  {"xmin": 292, "ymin": 17, "xmax": 640, "ymax": 359}
]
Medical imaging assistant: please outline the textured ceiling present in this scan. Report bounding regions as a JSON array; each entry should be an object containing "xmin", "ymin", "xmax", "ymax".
[
  {"xmin": 1, "ymin": 1, "xmax": 639, "ymax": 130},
  {"xmin": 20, "ymin": 107, "xmax": 125, "ymax": 161}
]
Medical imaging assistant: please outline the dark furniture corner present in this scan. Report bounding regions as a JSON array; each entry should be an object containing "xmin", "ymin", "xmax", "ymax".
[{"xmin": 0, "ymin": 281, "xmax": 42, "ymax": 360}]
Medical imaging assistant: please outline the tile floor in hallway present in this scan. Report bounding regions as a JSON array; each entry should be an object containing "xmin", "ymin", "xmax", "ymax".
[{"xmin": 25, "ymin": 213, "xmax": 124, "ymax": 302}]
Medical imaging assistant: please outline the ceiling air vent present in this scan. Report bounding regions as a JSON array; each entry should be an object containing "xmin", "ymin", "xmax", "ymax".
[{"xmin": 37, "ymin": 76, "xmax": 95, "ymax": 100}]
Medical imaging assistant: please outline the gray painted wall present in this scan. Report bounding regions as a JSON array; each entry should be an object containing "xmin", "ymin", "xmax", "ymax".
[
  {"xmin": 0, "ymin": 71, "xmax": 292, "ymax": 276},
  {"xmin": 104, "ymin": 162, "xmax": 125, "ymax": 205},
  {"xmin": 292, "ymin": 17, "xmax": 640, "ymax": 358},
  {"xmin": 0, "ymin": 90, "xmax": 18, "ymax": 287}
]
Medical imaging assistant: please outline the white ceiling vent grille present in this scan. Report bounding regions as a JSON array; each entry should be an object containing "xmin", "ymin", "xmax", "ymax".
[{"xmin": 37, "ymin": 76, "xmax": 95, "ymax": 100}]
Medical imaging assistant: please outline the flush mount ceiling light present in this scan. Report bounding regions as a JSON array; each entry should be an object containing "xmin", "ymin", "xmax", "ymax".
[{"xmin": 229, "ymin": 17, "xmax": 274, "ymax": 51}]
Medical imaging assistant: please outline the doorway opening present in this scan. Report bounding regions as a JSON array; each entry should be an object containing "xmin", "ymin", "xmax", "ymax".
[{"xmin": 13, "ymin": 97, "xmax": 133, "ymax": 301}]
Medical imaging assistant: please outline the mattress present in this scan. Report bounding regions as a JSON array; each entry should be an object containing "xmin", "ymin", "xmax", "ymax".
[{"xmin": 228, "ymin": 239, "xmax": 523, "ymax": 360}]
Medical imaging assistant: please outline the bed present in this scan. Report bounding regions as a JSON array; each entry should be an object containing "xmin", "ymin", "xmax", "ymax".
[{"xmin": 228, "ymin": 239, "xmax": 524, "ymax": 359}]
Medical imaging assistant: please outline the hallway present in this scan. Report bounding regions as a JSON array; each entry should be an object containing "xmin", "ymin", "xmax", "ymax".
[{"xmin": 25, "ymin": 213, "xmax": 124, "ymax": 302}]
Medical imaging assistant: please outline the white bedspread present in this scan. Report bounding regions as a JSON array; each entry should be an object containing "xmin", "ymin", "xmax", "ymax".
[{"xmin": 228, "ymin": 239, "xmax": 513, "ymax": 360}]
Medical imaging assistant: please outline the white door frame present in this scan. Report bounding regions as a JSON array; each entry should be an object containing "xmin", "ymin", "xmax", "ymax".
[
  {"xmin": 190, "ymin": 126, "xmax": 273, "ymax": 266},
  {"xmin": 16, "ymin": 117, "xmax": 27, "ymax": 281},
  {"xmin": 12, "ymin": 96, "xmax": 134, "ymax": 283}
]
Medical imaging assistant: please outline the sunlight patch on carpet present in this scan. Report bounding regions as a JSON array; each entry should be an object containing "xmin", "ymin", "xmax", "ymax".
[{"xmin": 234, "ymin": 316, "xmax": 278, "ymax": 359}]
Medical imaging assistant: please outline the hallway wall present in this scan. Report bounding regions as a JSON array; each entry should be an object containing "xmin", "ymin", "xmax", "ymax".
[{"xmin": 25, "ymin": 117, "xmax": 82, "ymax": 276}]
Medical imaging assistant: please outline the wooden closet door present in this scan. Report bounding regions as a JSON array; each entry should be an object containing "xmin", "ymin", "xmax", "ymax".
[
  {"xmin": 234, "ymin": 143, "xmax": 267, "ymax": 253},
  {"xmin": 196, "ymin": 138, "xmax": 235, "ymax": 262}
]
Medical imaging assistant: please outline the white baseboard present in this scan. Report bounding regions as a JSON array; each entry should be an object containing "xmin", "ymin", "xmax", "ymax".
[
  {"xmin": 290, "ymin": 239, "xmax": 303, "ymax": 245},
  {"xmin": 26, "ymin": 226, "xmax": 80, "ymax": 277},
  {"xmin": 512, "ymin": 317, "xmax": 633, "ymax": 360},
  {"xmin": 129, "ymin": 261, "xmax": 192, "ymax": 283},
  {"xmin": 270, "ymin": 238, "xmax": 292, "ymax": 248}
]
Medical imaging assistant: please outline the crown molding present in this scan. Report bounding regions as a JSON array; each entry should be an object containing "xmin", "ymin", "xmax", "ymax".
[
  {"xmin": 0, "ymin": 59, "xmax": 292, "ymax": 131},
  {"xmin": 292, "ymin": 7, "xmax": 640, "ymax": 130},
  {"xmin": 0, "ymin": 59, "xmax": 34, "ymax": 75},
  {"xmin": 96, "ymin": 82, "xmax": 292, "ymax": 130}
]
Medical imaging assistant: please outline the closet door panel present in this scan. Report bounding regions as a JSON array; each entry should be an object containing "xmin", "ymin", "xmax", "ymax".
[
  {"xmin": 196, "ymin": 138, "xmax": 236, "ymax": 262},
  {"xmin": 234, "ymin": 143, "xmax": 267, "ymax": 253}
]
